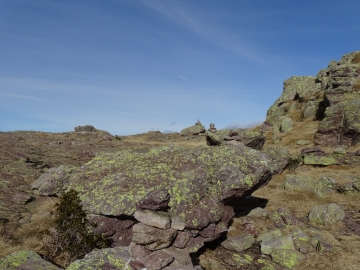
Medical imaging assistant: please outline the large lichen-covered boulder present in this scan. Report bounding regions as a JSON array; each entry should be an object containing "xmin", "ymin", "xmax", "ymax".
[
  {"xmin": 205, "ymin": 129, "xmax": 265, "ymax": 150},
  {"xmin": 65, "ymin": 144, "xmax": 272, "ymax": 254},
  {"xmin": 66, "ymin": 145, "xmax": 272, "ymax": 217},
  {"xmin": 266, "ymin": 76, "xmax": 322, "ymax": 126},
  {"xmin": 0, "ymin": 250, "xmax": 60, "ymax": 270},
  {"xmin": 66, "ymin": 247, "xmax": 133, "ymax": 270}
]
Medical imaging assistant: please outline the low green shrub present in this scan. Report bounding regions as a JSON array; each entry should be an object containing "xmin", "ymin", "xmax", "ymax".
[{"xmin": 44, "ymin": 189, "xmax": 110, "ymax": 267}]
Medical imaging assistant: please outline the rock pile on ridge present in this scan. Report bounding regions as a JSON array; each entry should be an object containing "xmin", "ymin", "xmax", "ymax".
[
  {"xmin": 265, "ymin": 51, "xmax": 360, "ymax": 147},
  {"xmin": 180, "ymin": 120, "xmax": 206, "ymax": 135}
]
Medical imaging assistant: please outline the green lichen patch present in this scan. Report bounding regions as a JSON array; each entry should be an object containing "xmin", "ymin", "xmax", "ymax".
[{"xmin": 0, "ymin": 250, "xmax": 60, "ymax": 270}]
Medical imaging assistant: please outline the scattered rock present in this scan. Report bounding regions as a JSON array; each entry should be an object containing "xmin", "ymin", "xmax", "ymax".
[
  {"xmin": 247, "ymin": 207, "xmax": 269, "ymax": 218},
  {"xmin": 205, "ymin": 129, "xmax": 265, "ymax": 150},
  {"xmin": 74, "ymin": 125, "xmax": 97, "ymax": 132},
  {"xmin": 334, "ymin": 146, "xmax": 346, "ymax": 155},
  {"xmin": 208, "ymin": 123, "xmax": 217, "ymax": 133},
  {"xmin": 308, "ymin": 203, "xmax": 345, "ymax": 226},
  {"xmin": 296, "ymin": 139, "xmax": 311, "ymax": 145},
  {"xmin": 270, "ymin": 249, "xmax": 305, "ymax": 269},
  {"xmin": 279, "ymin": 116, "xmax": 293, "ymax": 133},
  {"xmin": 221, "ymin": 233, "xmax": 255, "ymax": 252},
  {"xmin": 180, "ymin": 121, "xmax": 205, "ymax": 135}
]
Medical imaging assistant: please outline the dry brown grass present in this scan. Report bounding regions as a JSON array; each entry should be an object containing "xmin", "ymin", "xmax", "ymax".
[
  {"xmin": 351, "ymin": 53, "xmax": 360, "ymax": 64},
  {"xmin": 0, "ymin": 197, "xmax": 56, "ymax": 258}
]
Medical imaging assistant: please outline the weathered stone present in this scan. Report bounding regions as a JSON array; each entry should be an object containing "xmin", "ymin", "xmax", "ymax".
[
  {"xmin": 301, "ymin": 147, "xmax": 324, "ymax": 155},
  {"xmin": 303, "ymin": 101, "xmax": 318, "ymax": 119},
  {"xmin": 257, "ymin": 229, "xmax": 283, "ymax": 242},
  {"xmin": 262, "ymin": 145, "xmax": 290, "ymax": 174},
  {"xmin": 130, "ymin": 243, "xmax": 152, "ymax": 265},
  {"xmin": 186, "ymin": 236, "xmax": 205, "ymax": 253},
  {"xmin": 31, "ymin": 165, "xmax": 77, "ymax": 196},
  {"xmin": 90, "ymin": 215, "xmax": 136, "ymax": 246},
  {"xmin": 74, "ymin": 125, "xmax": 97, "ymax": 132},
  {"xmin": 271, "ymin": 249, "xmax": 305, "ymax": 269},
  {"xmin": 134, "ymin": 210, "xmax": 171, "ymax": 229},
  {"xmin": 171, "ymin": 216, "xmax": 185, "ymax": 230},
  {"xmin": 247, "ymin": 207, "xmax": 269, "ymax": 218},
  {"xmin": 260, "ymin": 234, "xmax": 294, "ymax": 255},
  {"xmin": 180, "ymin": 123, "xmax": 205, "ymax": 135},
  {"xmin": 279, "ymin": 116, "xmax": 293, "ymax": 133},
  {"xmin": 132, "ymin": 223, "xmax": 177, "ymax": 250},
  {"xmin": 255, "ymin": 257, "xmax": 284, "ymax": 270},
  {"xmin": 338, "ymin": 180, "xmax": 360, "ymax": 193},
  {"xmin": 143, "ymin": 250, "xmax": 174, "ymax": 270},
  {"xmin": 215, "ymin": 246, "xmax": 255, "ymax": 268},
  {"xmin": 136, "ymin": 189, "xmax": 170, "ymax": 211},
  {"xmin": 173, "ymin": 231, "xmax": 192, "ymax": 248},
  {"xmin": 205, "ymin": 129, "xmax": 265, "ymax": 150},
  {"xmin": 161, "ymin": 247, "xmax": 193, "ymax": 268},
  {"xmin": 66, "ymin": 247, "xmax": 133, "ymax": 270},
  {"xmin": 334, "ymin": 146, "xmax": 346, "ymax": 155},
  {"xmin": 291, "ymin": 229, "xmax": 310, "ymax": 242},
  {"xmin": 303, "ymin": 154, "xmax": 340, "ymax": 166},
  {"xmin": 277, "ymin": 207, "xmax": 297, "ymax": 227},
  {"xmin": 221, "ymin": 233, "xmax": 255, "ymax": 252},
  {"xmin": 184, "ymin": 197, "xmax": 223, "ymax": 230},
  {"xmin": 282, "ymin": 174, "xmax": 336, "ymax": 195},
  {"xmin": 308, "ymin": 203, "xmax": 345, "ymax": 226},
  {"xmin": 296, "ymin": 139, "xmax": 311, "ymax": 145},
  {"xmin": 0, "ymin": 250, "xmax": 60, "ymax": 270}
]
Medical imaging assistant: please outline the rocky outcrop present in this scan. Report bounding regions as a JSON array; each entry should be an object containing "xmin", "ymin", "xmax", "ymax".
[
  {"xmin": 266, "ymin": 76, "xmax": 323, "ymax": 126},
  {"xmin": 180, "ymin": 120, "xmax": 205, "ymax": 135},
  {"xmin": 265, "ymin": 51, "xmax": 360, "ymax": 147},
  {"xmin": 52, "ymin": 144, "xmax": 273, "ymax": 267},
  {"xmin": 205, "ymin": 129, "xmax": 265, "ymax": 150}
]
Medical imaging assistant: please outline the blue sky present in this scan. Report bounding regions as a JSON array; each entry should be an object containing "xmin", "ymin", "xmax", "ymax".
[{"xmin": 1, "ymin": 0, "xmax": 360, "ymax": 135}]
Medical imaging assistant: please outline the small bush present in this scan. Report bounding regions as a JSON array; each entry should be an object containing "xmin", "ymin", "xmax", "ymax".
[{"xmin": 44, "ymin": 189, "xmax": 109, "ymax": 267}]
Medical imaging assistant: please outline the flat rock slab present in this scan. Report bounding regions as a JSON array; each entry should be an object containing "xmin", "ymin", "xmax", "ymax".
[
  {"xmin": 0, "ymin": 250, "xmax": 60, "ymax": 270},
  {"xmin": 134, "ymin": 210, "xmax": 171, "ymax": 229},
  {"xmin": 65, "ymin": 145, "xmax": 272, "ymax": 222}
]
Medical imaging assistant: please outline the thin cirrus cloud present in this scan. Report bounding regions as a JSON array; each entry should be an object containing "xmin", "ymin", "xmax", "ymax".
[
  {"xmin": 0, "ymin": 92, "xmax": 45, "ymax": 101},
  {"xmin": 140, "ymin": 0, "xmax": 262, "ymax": 63},
  {"xmin": 177, "ymin": 75, "xmax": 190, "ymax": 82}
]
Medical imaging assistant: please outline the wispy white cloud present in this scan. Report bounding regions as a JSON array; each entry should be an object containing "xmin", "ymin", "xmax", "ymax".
[
  {"xmin": 0, "ymin": 92, "xmax": 45, "ymax": 101},
  {"xmin": 177, "ymin": 75, "xmax": 189, "ymax": 81}
]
